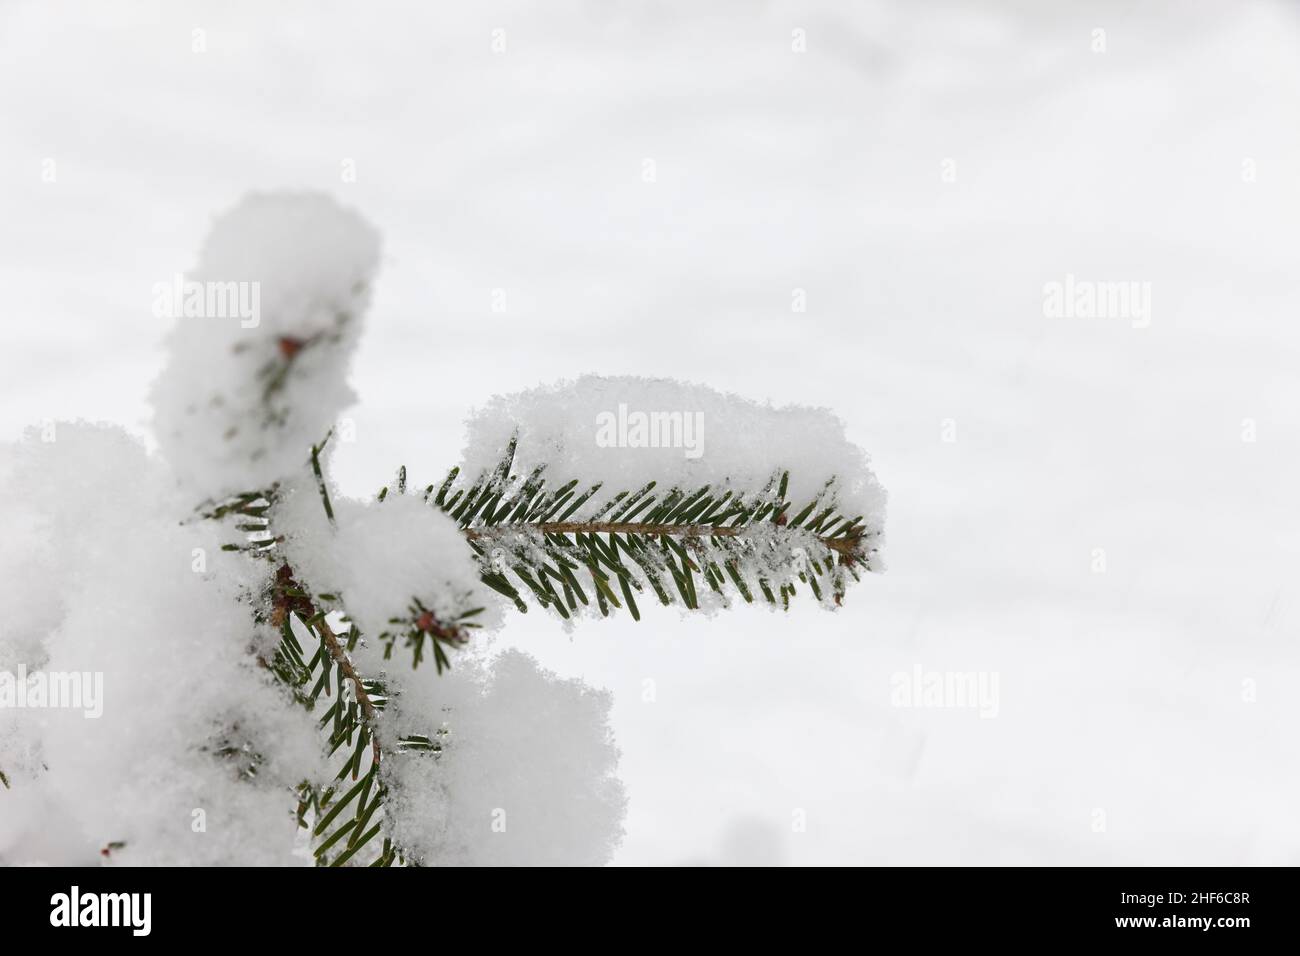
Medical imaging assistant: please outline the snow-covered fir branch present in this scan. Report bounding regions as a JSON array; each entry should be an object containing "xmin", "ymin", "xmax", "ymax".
[{"xmin": 0, "ymin": 193, "xmax": 884, "ymax": 866}]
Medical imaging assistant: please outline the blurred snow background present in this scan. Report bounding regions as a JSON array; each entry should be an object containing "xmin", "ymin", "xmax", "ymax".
[{"xmin": 2, "ymin": 0, "xmax": 1298, "ymax": 864}]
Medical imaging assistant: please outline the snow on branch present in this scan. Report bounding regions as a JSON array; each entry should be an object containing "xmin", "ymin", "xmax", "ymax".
[
  {"xmin": 432, "ymin": 376, "xmax": 888, "ymax": 618},
  {"xmin": 460, "ymin": 375, "xmax": 886, "ymax": 525},
  {"xmin": 151, "ymin": 193, "xmax": 380, "ymax": 500}
]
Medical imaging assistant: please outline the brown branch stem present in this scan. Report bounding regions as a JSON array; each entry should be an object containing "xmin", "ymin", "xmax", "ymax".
[
  {"xmin": 465, "ymin": 521, "xmax": 865, "ymax": 558},
  {"xmin": 273, "ymin": 564, "xmax": 381, "ymax": 770},
  {"xmin": 313, "ymin": 617, "xmax": 382, "ymax": 771}
]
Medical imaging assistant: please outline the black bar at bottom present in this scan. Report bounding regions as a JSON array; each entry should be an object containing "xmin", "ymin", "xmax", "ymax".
[{"xmin": 0, "ymin": 865, "xmax": 1283, "ymax": 942}]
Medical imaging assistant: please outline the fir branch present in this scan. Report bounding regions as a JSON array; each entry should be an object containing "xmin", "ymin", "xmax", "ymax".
[
  {"xmin": 465, "ymin": 520, "xmax": 866, "ymax": 559},
  {"xmin": 267, "ymin": 567, "xmax": 397, "ymax": 865},
  {"xmin": 203, "ymin": 481, "xmax": 451, "ymax": 866},
  {"xmin": 428, "ymin": 450, "xmax": 881, "ymax": 617},
  {"xmin": 195, "ymin": 429, "xmax": 880, "ymax": 863}
]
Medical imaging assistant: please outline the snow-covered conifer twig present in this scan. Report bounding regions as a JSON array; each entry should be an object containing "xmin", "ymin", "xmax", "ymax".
[{"xmin": 0, "ymin": 192, "xmax": 884, "ymax": 866}]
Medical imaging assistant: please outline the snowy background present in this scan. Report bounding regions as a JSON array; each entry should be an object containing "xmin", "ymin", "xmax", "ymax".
[{"xmin": 2, "ymin": 0, "xmax": 1299, "ymax": 864}]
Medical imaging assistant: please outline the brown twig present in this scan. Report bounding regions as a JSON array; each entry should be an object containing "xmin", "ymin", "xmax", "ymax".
[
  {"xmin": 273, "ymin": 564, "xmax": 381, "ymax": 770},
  {"xmin": 315, "ymin": 616, "xmax": 382, "ymax": 770}
]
